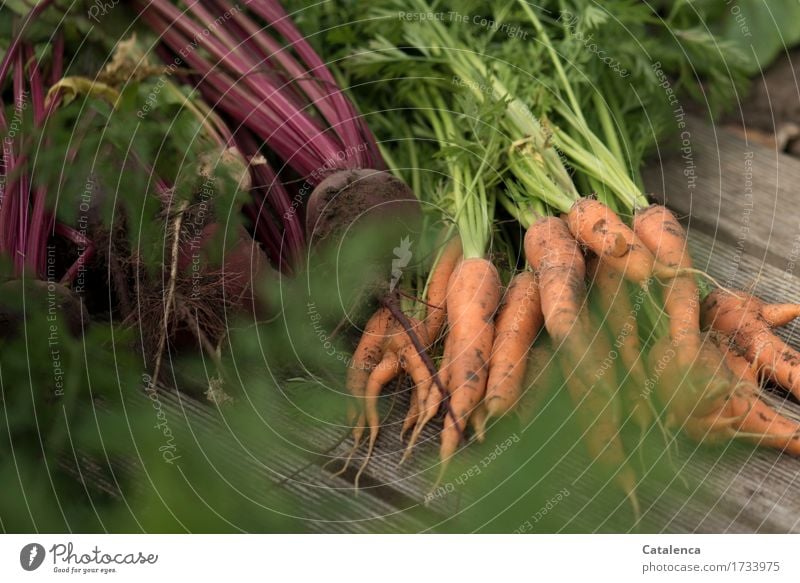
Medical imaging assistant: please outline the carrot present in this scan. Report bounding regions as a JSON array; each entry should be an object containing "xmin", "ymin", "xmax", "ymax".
[
  {"xmin": 400, "ymin": 385, "xmax": 419, "ymax": 441},
  {"xmin": 709, "ymin": 333, "xmax": 761, "ymax": 386},
  {"xmin": 567, "ymin": 198, "xmax": 678, "ymax": 285},
  {"xmin": 587, "ymin": 257, "xmax": 650, "ymax": 430},
  {"xmin": 469, "ymin": 402, "xmax": 488, "ymax": 443},
  {"xmin": 516, "ymin": 340, "xmax": 561, "ymax": 424},
  {"xmin": 438, "ymin": 258, "xmax": 501, "ymax": 477},
  {"xmin": 633, "ymin": 204, "xmax": 701, "ymax": 366},
  {"xmin": 760, "ymin": 303, "xmax": 800, "ymax": 328},
  {"xmin": 330, "ymin": 308, "xmax": 394, "ymax": 478},
  {"xmin": 651, "ymin": 331, "xmax": 798, "ymax": 456},
  {"xmin": 723, "ymin": 352, "xmax": 759, "ymax": 386},
  {"xmin": 702, "ymin": 289, "xmax": 800, "ymax": 400},
  {"xmin": 684, "ymin": 380, "xmax": 800, "ymax": 455},
  {"xmin": 423, "ymin": 234, "xmax": 463, "ymax": 342},
  {"xmin": 648, "ymin": 333, "xmax": 731, "ymax": 426},
  {"xmin": 346, "ymin": 308, "xmax": 393, "ymax": 443},
  {"xmin": 408, "ymin": 234, "xmax": 462, "ymax": 420},
  {"xmin": 402, "ymin": 326, "xmax": 454, "ymax": 462},
  {"xmin": 363, "ymin": 353, "xmax": 401, "ymax": 439},
  {"xmin": 524, "ymin": 216, "xmax": 588, "ymax": 347},
  {"xmin": 560, "ymin": 360, "xmax": 640, "ymax": 517},
  {"xmin": 632, "ymin": 204, "xmax": 728, "ymax": 443},
  {"xmin": 349, "ymin": 234, "xmax": 460, "ymax": 450},
  {"xmin": 344, "ymin": 302, "xmax": 436, "ymax": 476},
  {"xmin": 682, "ymin": 409, "xmax": 740, "ymax": 445},
  {"xmin": 484, "ymin": 271, "xmax": 543, "ymax": 420},
  {"xmin": 381, "ymin": 313, "xmax": 436, "ymax": 442},
  {"xmin": 631, "ymin": 204, "xmax": 692, "ymax": 269},
  {"xmin": 347, "ymin": 234, "xmax": 460, "ymax": 452},
  {"xmin": 356, "ymin": 352, "xmax": 400, "ymax": 485},
  {"xmin": 717, "ymin": 390, "xmax": 800, "ymax": 454},
  {"xmin": 526, "ymin": 217, "xmax": 638, "ymax": 513},
  {"xmin": 390, "ymin": 318, "xmax": 434, "ymax": 409}
]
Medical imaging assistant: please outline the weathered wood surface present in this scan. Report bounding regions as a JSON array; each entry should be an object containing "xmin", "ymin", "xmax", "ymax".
[{"xmin": 82, "ymin": 117, "xmax": 800, "ymax": 533}]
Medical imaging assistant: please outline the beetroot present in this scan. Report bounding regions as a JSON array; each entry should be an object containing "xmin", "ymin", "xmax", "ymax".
[
  {"xmin": 303, "ymin": 169, "xmax": 423, "ymax": 324},
  {"xmin": 306, "ymin": 169, "xmax": 421, "ymax": 248}
]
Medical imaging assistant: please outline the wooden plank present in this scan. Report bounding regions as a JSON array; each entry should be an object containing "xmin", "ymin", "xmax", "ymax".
[
  {"xmin": 153, "ymin": 388, "xmax": 433, "ymax": 533},
  {"xmin": 286, "ymin": 392, "xmax": 653, "ymax": 533},
  {"xmin": 61, "ymin": 389, "xmax": 430, "ymax": 534},
  {"xmin": 643, "ymin": 114, "xmax": 800, "ymax": 276}
]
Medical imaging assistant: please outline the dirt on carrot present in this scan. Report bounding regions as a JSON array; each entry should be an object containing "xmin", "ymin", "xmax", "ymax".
[
  {"xmin": 567, "ymin": 199, "xmax": 663, "ymax": 285},
  {"xmin": 702, "ymin": 289, "xmax": 800, "ymax": 401}
]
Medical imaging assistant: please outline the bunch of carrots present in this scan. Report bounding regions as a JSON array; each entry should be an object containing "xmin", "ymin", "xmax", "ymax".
[
  {"xmin": 329, "ymin": 0, "xmax": 800, "ymax": 513},
  {"xmin": 345, "ymin": 197, "xmax": 800, "ymax": 512}
]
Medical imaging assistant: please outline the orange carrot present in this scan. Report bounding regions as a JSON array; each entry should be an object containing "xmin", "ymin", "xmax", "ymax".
[
  {"xmin": 702, "ymin": 289, "xmax": 800, "ymax": 400},
  {"xmin": 346, "ymin": 308, "xmax": 393, "ymax": 441},
  {"xmin": 710, "ymin": 333, "xmax": 761, "ymax": 386},
  {"xmin": 682, "ymin": 411, "xmax": 739, "ymax": 445},
  {"xmin": 718, "ymin": 390, "xmax": 800, "ymax": 454},
  {"xmin": 724, "ymin": 352, "xmax": 759, "ymax": 386},
  {"xmin": 423, "ymin": 234, "xmax": 463, "ymax": 342},
  {"xmin": 469, "ymin": 402, "xmax": 488, "ymax": 443},
  {"xmin": 402, "ymin": 329, "xmax": 454, "ymax": 461},
  {"xmin": 343, "ymin": 236, "xmax": 463, "ymax": 472},
  {"xmin": 524, "ymin": 216, "xmax": 588, "ymax": 346},
  {"xmin": 633, "ymin": 204, "xmax": 701, "ymax": 365},
  {"xmin": 383, "ymin": 311, "xmax": 440, "ymax": 450},
  {"xmin": 648, "ymin": 334, "xmax": 731, "ymax": 426},
  {"xmin": 651, "ymin": 331, "xmax": 796, "ymax": 454},
  {"xmin": 400, "ymin": 385, "xmax": 419, "ymax": 441},
  {"xmin": 632, "ymin": 204, "xmax": 692, "ymax": 269},
  {"xmin": 684, "ymin": 385, "xmax": 800, "ymax": 455},
  {"xmin": 587, "ymin": 257, "xmax": 650, "ymax": 430},
  {"xmin": 388, "ymin": 317, "xmax": 434, "ymax": 407},
  {"xmin": 561, "ymin": 360, "xmax": 640, "ymax": 517},
  {"xmin": 567, "ymin": 198, "xmax": 677, "ymax": 285},
  {"xmin": 760, "ymin": 303, "xmax": 800, "ymax": 328},
  {"xmin": 438, "ymin": 258, "xmax": 501, "ymax": 475},
  {"xmin": 484, "ymin": 271, "xmax": 543, "ymax": 419},
  {"xmin": 526, "ymin": 217, "xmax": 638, "ymax": 513},
  {"xmin": 344, "ymin": 302, "xmax": 438, "ymax": 475},
  {"xmin": 401, "ymin": 235, "xmax": 462, "ymax": 421},
  {"xmin": 357, "ymin": 351, "xmax": 400, "ymax": 483},
  {"xmin": 516, "ymin": 340, "xmax": 561, "ymax": 424}
]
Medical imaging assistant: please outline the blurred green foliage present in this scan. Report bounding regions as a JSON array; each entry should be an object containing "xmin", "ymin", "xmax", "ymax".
[{"xmin": 713, "ymin": 0, "xmax": 800, "ymax": 74}]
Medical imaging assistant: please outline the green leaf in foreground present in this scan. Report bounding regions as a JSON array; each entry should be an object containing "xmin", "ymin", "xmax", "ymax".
[{"xmin": 721, "ymin": 0, "xmax": 800, "ymax": 73}]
